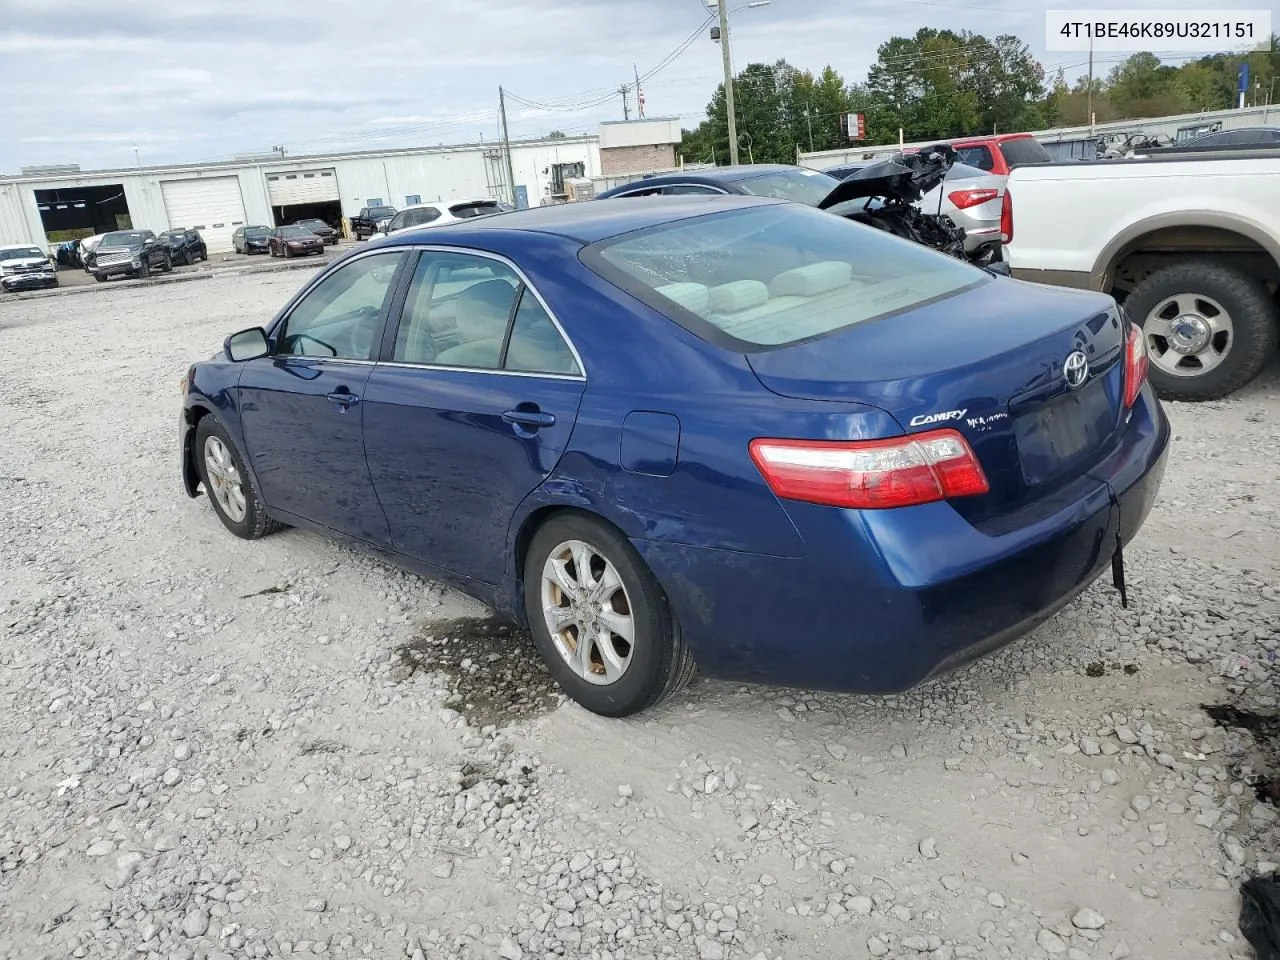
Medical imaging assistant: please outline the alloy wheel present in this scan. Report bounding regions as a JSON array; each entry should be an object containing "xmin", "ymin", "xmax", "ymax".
[
  {"xmin": 540, "ymin": 539, "xmax": 635, "ymax": 685},
  {"xmin": 203, "ymin": 435, "xmax": 247, "ymax": 523}
]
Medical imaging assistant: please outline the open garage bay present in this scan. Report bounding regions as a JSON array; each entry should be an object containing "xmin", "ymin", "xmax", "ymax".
[{"xmin": 2, "ymin": 271, "xmax": 1280, "ymax": 959}]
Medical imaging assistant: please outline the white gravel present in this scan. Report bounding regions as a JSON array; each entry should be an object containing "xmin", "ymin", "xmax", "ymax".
[{"xmin": 3, "ymin": 271, "xmax": 1280, "ymax": 960}]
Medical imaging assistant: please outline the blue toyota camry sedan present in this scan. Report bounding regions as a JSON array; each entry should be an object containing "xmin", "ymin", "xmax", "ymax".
[{"xmin": 180, "ymin": 195, "xmax": 1169, "ymax": 717}]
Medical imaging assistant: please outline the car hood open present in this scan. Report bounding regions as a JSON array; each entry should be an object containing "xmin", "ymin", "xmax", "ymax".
[{"xmin": 817, "ymin": 143, "xmax": 958, "ymax": 209}]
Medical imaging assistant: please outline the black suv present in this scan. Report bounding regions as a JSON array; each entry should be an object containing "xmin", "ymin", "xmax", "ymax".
[
  {"xmin": 159, "ymin": 229, "xmax": 208, "ymax": 266},
  {"xmin": 87, "ymin": 230, "xmax": 173, "ymax": 281}
]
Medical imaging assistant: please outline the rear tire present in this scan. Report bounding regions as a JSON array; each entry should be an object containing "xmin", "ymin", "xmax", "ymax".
[
  {"xmin": 523, "ymin": 514, "xmax": 696, "ymax": 717},
  {"xmin": 1124, "ymin": 259, "xmax": 1279, "ymax": 402},
  {"xmin": 194, "ymin": 416, "xmax": 284, "ymax": 540}
]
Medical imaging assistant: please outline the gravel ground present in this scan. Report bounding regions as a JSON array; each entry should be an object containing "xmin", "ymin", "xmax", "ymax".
[{"xmin": 3, "ymin": 270, "xmax": 1280, "ymax": 960}]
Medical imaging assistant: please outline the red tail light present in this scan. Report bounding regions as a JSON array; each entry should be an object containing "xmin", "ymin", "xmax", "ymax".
[
  {"xmin": 999, "ymin": 190, "xmax": 1013, "ymax": 244},
  {"xmin": 1122, "ymin": 320, "xmax": 1148, "ymax": 408},
  {"xmin": 948, "ymin": 188, "xmax": 999, "ymax": 209},
  {"xmin": 749, "ymin": 429, "xmax": 989, "ymax": 510}
]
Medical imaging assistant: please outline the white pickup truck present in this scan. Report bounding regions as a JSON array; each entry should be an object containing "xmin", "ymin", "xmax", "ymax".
[{"xmin": 1003, "ymin": 151, "xmax": 1280, "ymax": 400}]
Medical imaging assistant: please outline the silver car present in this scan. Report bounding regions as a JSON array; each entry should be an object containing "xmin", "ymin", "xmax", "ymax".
[
  {"xmin": 918, "ymin": 161, "xmax": 1006, "ymax": 263},
  {"xmin": 826, "ymin": 160, "xmax": 1006, "ymax": 263}
]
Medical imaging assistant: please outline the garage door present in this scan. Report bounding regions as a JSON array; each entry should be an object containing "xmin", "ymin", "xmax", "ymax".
[
  {"xmin": 160, "ymin": 176, "xmax": 246, "ymax": 253},
  {"xmin": 266, "ymin": 168, "xmax": 340, "ymax": 206}
]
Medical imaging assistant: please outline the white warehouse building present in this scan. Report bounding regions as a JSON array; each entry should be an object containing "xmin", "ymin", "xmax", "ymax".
[{"xmin": 0, "ymin": 133, "xmax": 608, "ymax": 254}]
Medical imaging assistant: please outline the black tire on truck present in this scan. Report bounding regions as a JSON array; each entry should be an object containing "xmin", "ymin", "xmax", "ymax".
[{"xmin": 1124, "ymin": 258, "xmax": 1279, "ymax": 402}]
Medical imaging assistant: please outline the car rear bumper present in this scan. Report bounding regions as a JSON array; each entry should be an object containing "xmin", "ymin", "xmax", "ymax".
[{"xmin": 633, "ymin": 393, "xmax": 1169, "ymax": 695}]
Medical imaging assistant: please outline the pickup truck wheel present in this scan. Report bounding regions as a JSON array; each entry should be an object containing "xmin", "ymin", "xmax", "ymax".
[{"xmin": 1125, "ymin": 259, "xmax": 1279, "ymax": 402}]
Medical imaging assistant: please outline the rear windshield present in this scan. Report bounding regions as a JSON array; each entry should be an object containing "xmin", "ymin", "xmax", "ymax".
[
  {"xmin": 280, "ymin": 226, "xmax": 316, "ymax": 238},
  {"xmin": 583, "ymin": 203, "xmax": 983, "ymax": 350},
  {"xmin": 998, "ymin": 138, "xmax": 1052, "ymax": 167},
  {"xmin": 733, "ymin": 168, "xmax": 841, "ymax": 206},
  {"xmin": 449, "ymin": 201, "xmax": 500, "ymax": 219},
  {"xmin": 366, "ymin": 207, "xmax": 396, "ymax": 219}
]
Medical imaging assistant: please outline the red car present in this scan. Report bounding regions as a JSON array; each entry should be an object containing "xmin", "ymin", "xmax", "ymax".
[
  {"xmin": 268, "ymin": 226, "xmax": 326, "ymax": 258},
  {"xmin": 944, "ymin": 133, "xmax": 1053, "ymax": 175}
]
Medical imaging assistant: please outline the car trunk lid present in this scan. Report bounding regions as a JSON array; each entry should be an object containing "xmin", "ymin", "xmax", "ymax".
[{"xmin": 747, "ymin": 278, "xmax": 1128, "ymax": 523}]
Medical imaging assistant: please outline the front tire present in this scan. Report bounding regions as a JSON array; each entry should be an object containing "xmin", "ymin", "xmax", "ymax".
[
  {"xmin": 1125, "ymin": 259, "xmax": 1279, "ymax": 402},
  {"xmin": 523, "ymin": 514, "xmax": 696, "ymax": 717},
  {"xmin": 194, "ymin": 416, "xmax": 283, "ymax": 540},
  {"xmin": 137, "ymin": 260, "xmax": 151, "ymax": 279}
]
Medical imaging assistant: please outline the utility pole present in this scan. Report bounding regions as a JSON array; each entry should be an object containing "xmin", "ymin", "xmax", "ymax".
[
  {"xmin": 1087, "ymin": 36, "xmax": 1094, "ymax": 135},
  {"xmin": 805, "ymin": 105, "xmax": 814, "ymax": 152},
  {"xmin": 718, "ymin": 1, "xmax": 739, "ymax": 164},
  {"xmin": 634, "ymin": 64, "xmax": 645, "ymax": 119},
  {"xmin": 620, "ymin": 84, "xmax": 631, "ymax": 120},
  {"xmin": 498, "ymin": 86, "xmax": 517, "ymax": 207}
]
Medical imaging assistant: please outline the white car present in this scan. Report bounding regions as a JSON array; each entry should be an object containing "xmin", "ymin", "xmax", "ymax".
[
  {"xmin": 380, "ymin": 198, "xmax": 508, "ymax": 236},
  {"xmin": 0, "ymin": 243, "xmax": 59, "ymax": 293},
  {"xmin": 79, "ymin": 233, "xmax": 107, "ymax": 270}
]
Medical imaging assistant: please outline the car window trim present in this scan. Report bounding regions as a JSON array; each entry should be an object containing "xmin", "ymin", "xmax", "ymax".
[
  {"xmin": 267, "ymin": 247, "xmax": 413, "ymax": 362},
  {"xmin": 662, "ymin": 184, "xmax": 730, "ymax": 196},
  {"xmin": 375, "ymin": 244, "xmax": 587, "ymax": 381}
]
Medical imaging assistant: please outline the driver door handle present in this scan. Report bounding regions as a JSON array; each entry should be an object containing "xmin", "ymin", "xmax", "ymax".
[
  {"xmin": 326, "ymin": 390, "xmax": 361, "ymax": 410},
  {"xmin": 502, "ymin": 409, "xmax": 555, "ymax": 429}
]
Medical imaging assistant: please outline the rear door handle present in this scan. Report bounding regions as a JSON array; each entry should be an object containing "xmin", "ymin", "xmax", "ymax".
[{"xmin": 502, "ymin": 409, "xmax": 555, "ymax": 429}]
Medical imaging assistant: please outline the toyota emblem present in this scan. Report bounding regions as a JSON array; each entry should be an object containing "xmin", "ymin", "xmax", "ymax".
[{"xmin": 1063, "ymin": 351, "xmax": 1089, "ymax": 389}]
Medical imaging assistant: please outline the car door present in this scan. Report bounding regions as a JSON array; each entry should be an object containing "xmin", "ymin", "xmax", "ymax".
[
  {"xmin": 362, "ymin": 248, "xmax": 586, "ymax": 584},
  {"xmin": 237, "ymin": 249, "xmax": 410, "ymax": 544}
]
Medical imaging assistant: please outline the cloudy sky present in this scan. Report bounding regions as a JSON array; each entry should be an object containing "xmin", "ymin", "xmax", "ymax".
[{"xmin": 0, "ymin": 0, "xmax": 1223, "ymax": 172}]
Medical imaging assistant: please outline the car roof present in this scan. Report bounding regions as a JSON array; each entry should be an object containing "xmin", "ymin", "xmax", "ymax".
[
  {"xmin": 0, "ymin": 243, "xmax": 43, "ymax": 251},
  {"xmin": 380, "ymin": 194, "xmax": 783, "ymax": 245},
  {"xmin": 951, "ymin": 133, "xmax": 1035, "ymax": 145},
  {"xmin": 618, "ymin": 164, "xmax": 807, "ymax": 186},
  {"xmin": 401, "ymin": 198, "xmax": 500, "ymax": 211}
]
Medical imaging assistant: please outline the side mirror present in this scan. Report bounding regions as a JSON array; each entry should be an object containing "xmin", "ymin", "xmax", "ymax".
[
  {"xmin": 985, "ymin": 261, "xmax": 1011, "ymax": 277},
  {"xmin": 225, "ymin": 327, "xmax": 270, "ymax": 362}
]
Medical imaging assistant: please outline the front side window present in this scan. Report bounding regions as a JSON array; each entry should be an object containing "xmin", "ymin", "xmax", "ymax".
[
  {"xmin": 392, "ymin": 252, "xmax": 579, "ymax": 375},
  {"xmin": 276, "ymin": 252, "xmax": 404, "ymax": 360},
  {"xmin": 583, "ymin": 203, "xmax": 984, "ymax": 350}
]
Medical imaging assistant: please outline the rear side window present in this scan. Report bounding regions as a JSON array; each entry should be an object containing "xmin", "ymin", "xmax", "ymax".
[
  {"xmin": 584, "ymin": 203, "xmax": 983, "ymax": 350},
  {"xmin": 396, "ymin": 207, "xmax": 442, "ymax": 230},
  {"xmin": 998, "ymin": 138, "xmax": 1052, "ymax": 167},
  {"xmin": 955, "ymin": 146, "xmax": 994, "ymax": 171}
]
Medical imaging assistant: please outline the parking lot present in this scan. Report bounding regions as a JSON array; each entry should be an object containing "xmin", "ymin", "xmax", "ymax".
[{"xmin": 2, "ymin": 268, "xmax": 1280, "ymax": 960}]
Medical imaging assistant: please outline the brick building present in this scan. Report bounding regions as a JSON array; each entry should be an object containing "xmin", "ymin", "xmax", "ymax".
[{"xmin": 598, "ymin": 118, "xmax": 683, "ymax": 176}]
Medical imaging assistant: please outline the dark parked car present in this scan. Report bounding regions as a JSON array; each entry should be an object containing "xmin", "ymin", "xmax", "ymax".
[
  {"xmin": 180, "ymin": 196, "xmax": 1168, "ymax": 717},
  {"xmin": 350, "ymin": 205, "xmax": 397, "ymax": 240},
  {"xmin": 233, "ymin": 226, "xmax": 272, "ymax": 255},
  {"xmin": 293, "ymin": 218, "xmax": 340, "ymax": 245},
  {"xmin": 595, "ymin": 164, "xmax": 843, "ymax": 204},
  {"xmin": 86, "ymin": 230, "xmax": 172, "ymax": 281},
  {"xmin": 268, "ymin": 226, "xmax": 326, "ymax": 258},
  {"xmin": 159, "ymin": 228, "xmax": 208, "ymax": 266}
]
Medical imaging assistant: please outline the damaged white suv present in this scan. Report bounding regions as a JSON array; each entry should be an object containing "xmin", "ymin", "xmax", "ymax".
[{"xmin": 0, "ymin": 244, "xmax": 58, "ymax": 293}]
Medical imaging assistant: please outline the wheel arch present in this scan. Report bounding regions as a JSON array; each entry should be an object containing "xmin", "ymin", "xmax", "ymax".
[{"xmin": 1096, "ymin": 212, "xmax": 1280, "ymax": 296}]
